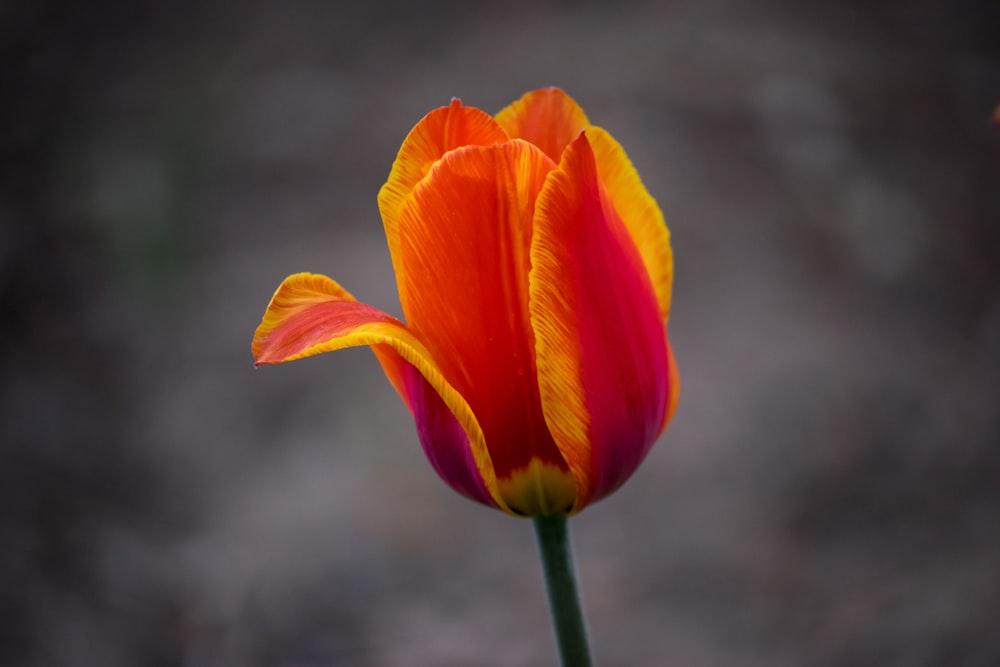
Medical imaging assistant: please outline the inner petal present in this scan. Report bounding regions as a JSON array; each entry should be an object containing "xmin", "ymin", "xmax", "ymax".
[
  {"xmin": 494, "ymin": 87, "xmax": 591, "ymax": 164},
  {"xmin": 378, "ymin": 99, "xmax": 510, "ymax": 301},
  {"xmin": 396, "ymin": 139, "xmax": 576, "ymax": 512}
]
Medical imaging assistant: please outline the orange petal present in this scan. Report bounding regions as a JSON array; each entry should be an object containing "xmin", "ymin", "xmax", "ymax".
[
  {"xmin": 530, "ymin": 133, "xmax": 673, "ymax": 511},
  {"xmin": 396, "ymin": 140, "xmax": 577, "ymax": 515},
  {"xmin": 377, "ymin": 99, "xmax": 509, "ymax": 303},
  {"xmin": 664, "ymin": 338, "xmax": 681, "ymax": 428},
  {"xmin": 252, "ymin": 272, "xmax": 509, "ymax": 511},
  {"xmin": 587, "ymin": 126, "xmax": 674, "ymax": 322},
  {"xmin": 495, "ymin": 87, "xmax": 591, "ymax": 164}
]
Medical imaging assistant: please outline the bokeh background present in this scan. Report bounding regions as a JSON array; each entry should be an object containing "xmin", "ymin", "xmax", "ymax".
[{"xmin": 3, "ymin": 1, "xmax": 999, "ymax": 665}]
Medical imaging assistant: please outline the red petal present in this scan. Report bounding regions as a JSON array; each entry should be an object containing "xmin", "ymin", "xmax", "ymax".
[
  {"xmin": 588, "ymin": 126, "xmax": 674, "ymax": 322},
  {"xmin": 530, "ymin": 134, "xmax": 675, "ymax": 511}
]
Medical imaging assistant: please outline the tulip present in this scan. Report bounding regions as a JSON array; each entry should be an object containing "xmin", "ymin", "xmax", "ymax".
[{"xmin": 252, "ymin": 88, "xmax": 678, "ymax": 518}]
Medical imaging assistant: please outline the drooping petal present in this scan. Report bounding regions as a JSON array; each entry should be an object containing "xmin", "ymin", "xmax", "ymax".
[
  {"xmin": 495, "ymin": 87, "xmax": 590, "ymax": 164},
  {"xmin": 371, "ymin": 345, "xmax": 504, "ymax": 509},
  {"xmin": 529, "ymin": 133, "xmax": 674, "ymax": 512},
  {"xmin": 252, "ymin": 272, "xmax": 508, "ymax": 511},
  {"xmin": 587, "ymin": 126, "xmax": 674, "ymax": 322},
  {"xmin": 396, "ymin": 140, "xmax": 577, "ymax": 515},
  {"xmin": 377, "ymin": 99, "xmax": 510, "ymax": 302}
]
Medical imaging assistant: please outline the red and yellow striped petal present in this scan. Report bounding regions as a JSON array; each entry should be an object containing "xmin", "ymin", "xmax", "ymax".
[
  {"xmin": 252, "ymin": 272, "xmax": 508, "ymax": 511},
  {"xmin": 396, "ymin": 140, "xmax": 576, "ymax": 515},
  {"xmin": 529, "ymin": 133, "xmax": 673, "ymax": 512},
  {"xmin": 495, "ymin": 87, "xmax": 590, "ymax": 164},
  {"xmin": 587, "ymin": 126, "xmax": 674, "ymax": 322},
  {"xmin": 377, "ymin": 99, "xmax": 510, "ymax": 300}
]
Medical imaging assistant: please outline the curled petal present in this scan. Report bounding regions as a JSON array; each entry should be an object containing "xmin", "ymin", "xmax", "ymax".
[
  {"xmin": 252, "ymin": 272, "xmax": 508, "ymax": 511},
  {"xmin": 397, "ymin": 140, "xmax": 577, "ymax": 515},
  {"xmin": 495, "ymin": 87, "xmax": 590, "ymax": 164},
  {"xmin": 530, "ymin": 133, "xmax": 674, "ymax": 511},
  {"xmin": 377, "ymin": 99, "xmax": 510, "ymax": 303}
]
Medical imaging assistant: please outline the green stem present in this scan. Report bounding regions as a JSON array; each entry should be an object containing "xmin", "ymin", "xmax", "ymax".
[{"xmin": 533, "ymin": 515, "xmax": 594, "ymax": 667}]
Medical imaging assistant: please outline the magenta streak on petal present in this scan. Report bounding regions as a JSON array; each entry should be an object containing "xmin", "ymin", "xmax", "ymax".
[
  {"xmin": 397, "ymin": 361, "xmax": 497, "ymax": 507},
  {"xmin": 577, "ymin": 180, "xmax": 670, "ymax": 503}
]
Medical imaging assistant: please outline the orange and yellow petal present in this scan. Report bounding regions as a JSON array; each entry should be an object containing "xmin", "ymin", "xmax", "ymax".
[
  {"xmin": 495, "ymin": 87, "xmax": 590, "ymax": 164},
  {"xmin": 395, "ymin": 140, "xmax": 577, "ymax": 515},
  {"xmin": 529, "ymin": 133, "xmax": 674, "ymax": 512},
  {"xmin": 587, "ymin": 126, "xmax": 674, "ymax": 322},
  {"xmin": 252, "ymin": 272, "xmax": 508, "ymax": 511},
  {"xmin": 377, "ymin": 99, "xmax": 510, "ymax": 298}
]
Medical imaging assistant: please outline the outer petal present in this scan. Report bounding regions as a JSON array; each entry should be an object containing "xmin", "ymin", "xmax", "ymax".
[
  {"xmin": 396, "ymin": 140, "xmax": 577, "ymax": 515},
  {"xmin": 588, "ymin": 126, "xmax": 674, "ymax": 322},
  {"xmin": 495, "ymin": 87, "xmax": 590, "ymax": 164},
  {"xmin": 377, "ymin": 99, "xmax": 509, "ymax": 304},
  {"xmin": 252, "ymin": 272, "xmax": 509, "ymax": 511},
  {"xmin": 529, "ymin": 133, "xmax": 674, "ymax": 512}
]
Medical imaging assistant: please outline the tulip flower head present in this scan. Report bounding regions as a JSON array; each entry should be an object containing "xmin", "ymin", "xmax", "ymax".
[{"xmin": 253, "ymin": 88, "xmax": 678, "ymax": 517}]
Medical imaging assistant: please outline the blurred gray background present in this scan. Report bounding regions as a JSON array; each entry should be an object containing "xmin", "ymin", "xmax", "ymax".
[{"xmin": 2, "ymin": 1, "xmax": 999, "ymax": 665}]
